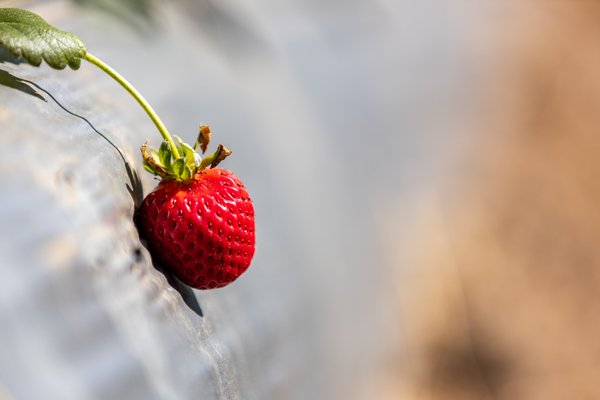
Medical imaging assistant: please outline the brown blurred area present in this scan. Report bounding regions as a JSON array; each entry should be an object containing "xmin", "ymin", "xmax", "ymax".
[{"xmin": 374, "ymin": 2, "xmax": 600, "ymax": 399}]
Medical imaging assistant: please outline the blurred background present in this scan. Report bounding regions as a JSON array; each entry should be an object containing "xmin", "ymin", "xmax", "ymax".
[{"xmin": 2, "ymin": 0, "xmax": 600, "ymax": 399}]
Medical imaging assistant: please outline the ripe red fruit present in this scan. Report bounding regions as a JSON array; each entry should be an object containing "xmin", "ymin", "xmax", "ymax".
[{"xmin": 138, "ymin": 168, "xmax": 255, "ymax": 289}]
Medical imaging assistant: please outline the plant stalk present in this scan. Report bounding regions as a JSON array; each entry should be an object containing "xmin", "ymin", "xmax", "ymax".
[{"xmin": 84, "ymin": 52, "xmax": 181, "ymax": 159}]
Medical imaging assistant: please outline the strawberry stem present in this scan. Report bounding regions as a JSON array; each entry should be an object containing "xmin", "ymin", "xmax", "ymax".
[{"xmin": 84, "ymin": 52, "xmax": 181, "ymax": 159}]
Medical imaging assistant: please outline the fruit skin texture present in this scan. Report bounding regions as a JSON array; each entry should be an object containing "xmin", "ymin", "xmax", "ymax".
[{"xmin": 138, "ymin": 168, "xmax": 255, "ymax": 289}]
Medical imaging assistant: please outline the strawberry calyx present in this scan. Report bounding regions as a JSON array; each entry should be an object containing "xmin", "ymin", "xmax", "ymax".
[{"xmin": 141, "ymin": 125, "xmax": 232, "ymax": 182}]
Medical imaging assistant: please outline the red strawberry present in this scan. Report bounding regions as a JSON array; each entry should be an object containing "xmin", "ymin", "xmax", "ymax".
[
  {"xmin": 138, "ymin": 168, "xmax": 255, "ymax": 289},
  {"xmin": 138, "ymin": 126, "xmax": 255, "ymax": 289}
]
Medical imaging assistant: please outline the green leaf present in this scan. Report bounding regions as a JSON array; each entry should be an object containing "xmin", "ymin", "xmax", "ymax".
[{"xmin": 0, "ymin": 8, "xmax": 87, "ymax": 69}]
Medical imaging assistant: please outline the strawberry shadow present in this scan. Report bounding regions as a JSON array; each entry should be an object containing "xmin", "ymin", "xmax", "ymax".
[
  {"xmin": 161, "ymin": 268, "xmax": 204, "ymax": 317},
  {"xmin": 135, "ymin": 232, "xmax": 204, "ymax": 317}
]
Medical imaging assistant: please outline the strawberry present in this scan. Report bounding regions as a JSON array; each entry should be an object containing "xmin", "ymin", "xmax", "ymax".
[
  {"xmin": 138, "ymin": 168, "xmax": 255, "ymax": 289},
  {"xmin": 137, "ymin": 126, "xmax": 255, "ymax": 289}
]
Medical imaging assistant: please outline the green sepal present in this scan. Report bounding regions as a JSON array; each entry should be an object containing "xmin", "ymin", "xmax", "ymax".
[
  {"xmin": 199, "ymin": 144, "xmax": 232, "ymax": 170},
  {"xmin": 143, "ymin": 163, "xmax": 157, "ymax": 175},
  {"xmin": 176, "ymin": 137, "xmax": 198, "ymax": 169},
  {"xmin": 141, "ymin": 138, "xmax": 207, "ymax": 182},
  {"xmin": 141, "ymin": 142, "xmax": 167, "ymax": 176},
  {"xmin": 171, "ymin": 158, "xmax": 185, "ymax": 176},
  {"xmin": 181, "ymin": 165, "xmax": 193, "ymax": 181},
  {"xmin": 158, "ymin": 141, "xmax": 172, "ymax": 169}
]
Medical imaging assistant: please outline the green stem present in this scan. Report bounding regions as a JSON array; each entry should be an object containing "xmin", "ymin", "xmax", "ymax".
[{"xmin": 84, "ymin": 52, "xmax": 181, "ymax": 159}]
